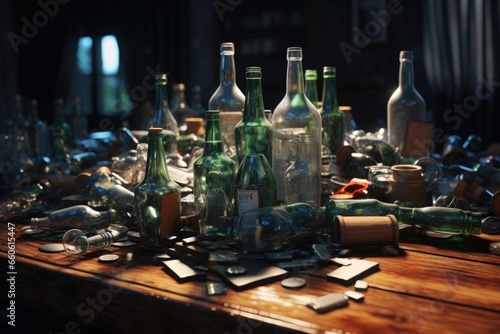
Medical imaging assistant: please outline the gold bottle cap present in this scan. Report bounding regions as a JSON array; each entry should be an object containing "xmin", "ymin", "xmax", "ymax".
[{"xmin": 148, "ymin": 127, "xmax": 163, "ymax": 133}]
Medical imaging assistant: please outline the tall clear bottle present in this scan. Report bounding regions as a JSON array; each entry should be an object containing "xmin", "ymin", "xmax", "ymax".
[
  {"xmin": 171, "ymin": 83, "xmax": 193, "ymax": 135},
  {"xmin": 50, "ymin": 98, "xmax": 72, "ymax": 163},
  {"xmin": 208, "ymin": 42, "xmax": 245, "ymax": 159},
  {"xmin": 272, "ymin": 47, "xmax": 322, "ymax": 203},
  {"xmin": 71, "ymin": 96, "xmax": 89, "ymax": 145},
  {"xmin": 305, "ymin": 69, "xmax": 319, "ymax": 108},
  {"xmin": 234, "ymin": 66, "xmax": 273, "ymax": 165},
  {"xmin": 148, "ymin": 73, "xmax": 178, "ymax": 156},
  {"xmin": 193, "ymin": 110, "xmax": 237, "ymax": 238},
  {"xmin": 134, "ymin": 127, "xmax": 181, "ymax": 251},
  {"xmin": 284, "ymin": 133, "xmax": 321, "ymax": 205},
  {"xmin": 320, "ymin": 66, "xmax": 345, "ymax": 155},
  {"xmin": 387, "ymin": 50, "xmax": 426, "ymax": 154}
]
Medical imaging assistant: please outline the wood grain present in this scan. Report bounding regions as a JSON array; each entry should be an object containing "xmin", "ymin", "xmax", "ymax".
[{"xmin": 1, "ymin": 224, "xmax": 499, "ymax": 334}]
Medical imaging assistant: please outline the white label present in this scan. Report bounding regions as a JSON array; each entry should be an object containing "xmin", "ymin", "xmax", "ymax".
[{"xmin": 236, "ymin": 189, "xmax": 259, "ymax": 215}]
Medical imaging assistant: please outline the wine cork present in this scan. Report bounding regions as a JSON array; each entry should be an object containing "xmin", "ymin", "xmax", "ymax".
[{"xmin": 333, "ymin": 215, "xmax": 399, "ymax": 247}]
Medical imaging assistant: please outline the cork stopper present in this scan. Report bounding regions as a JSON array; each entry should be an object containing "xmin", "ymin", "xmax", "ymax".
[
  {"xmin": 148, "ymin": 127, "xmax": 163, "ymax": 133},
  {"xmin": 333, "ymin": 215, "xmax": 399, "ymax": 247}
]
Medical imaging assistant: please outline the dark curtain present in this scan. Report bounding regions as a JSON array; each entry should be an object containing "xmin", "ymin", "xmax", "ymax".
[
  {"xmin": 0, "ymin": 0, "xmax": 18, "ymax": 129},
  {"xmin": 423, "ymin": 0, "xmax": 500, "ymax": 149},
  {"xmin": 52, "ymin": 0, "xmax": 189, "ymax": 130}
]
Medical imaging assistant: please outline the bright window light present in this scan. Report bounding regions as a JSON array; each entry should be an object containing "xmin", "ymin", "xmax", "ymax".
[
  {"xmin": 101, "ymin": 35, "xmax": 119, "ymax": 75},
  {"xmin": 77, "ymin": 36, "xmax": 93, "ymax": 75}
]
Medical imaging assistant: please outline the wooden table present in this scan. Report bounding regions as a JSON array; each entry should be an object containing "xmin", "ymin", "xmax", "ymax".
[{"xmin": 1, "ymin": 223, "xmax": 500, "ymax": 334}]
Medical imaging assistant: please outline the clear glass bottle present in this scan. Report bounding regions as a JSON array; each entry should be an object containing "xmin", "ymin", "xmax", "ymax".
[
  {"xmin": 305, "ymin": 69, "xmax": 319, "ymax": 108},
  {"xmin": 171, "ymin": 83, "xmax": 193, "ymax": 135},
  {"xmin": 234, "ymin": 66, "xmax": 273, "ymax": 165},
  {"xmin": 235, "ymin": 202, "xmax": 324, "ymax": 253},
  {"xmin": 134, "ymin": 127, "xmax": 182, "ymax": 251},
  {"xmin": 284, "ymin": 133, "xmax": 321, "ymax": 206},
  {"xmin": 148, "ymin": 73, "xmax": 178, "ymax": 156},
  {"xmin": 387, "ymin": 50, "xmax": 426, "ymax": 154},
  {"xmin": 30, "ymin": 205, "xmax": 118, "ymax": 232},
  {"xmin": 199, "ymin": 170, "xmax": 234, "ymax": 239},
  {"xmin": 320, "ymin": 66, "xmax": 345, "ymax": 155},
  {"xmin": 63, "ymin": 224, "xmax": 129, "ymax": 255},
  {"xmin": 208, "ymin": 42, "xmax": 245, "ymax": 159},
  {"xmin": 191, "ymin": 85, "xmax": 206, "ymax": 118},
  {"xmin": 235, "ymin": 153, "xmax": 276, "ymax": 216},
  {"xmin": 272, "ymin": 47, "xmax": 322, "ymax": 203},
  {"xmin": 193, "ymin": 110, "xmax": 237, "ymax": 237}
]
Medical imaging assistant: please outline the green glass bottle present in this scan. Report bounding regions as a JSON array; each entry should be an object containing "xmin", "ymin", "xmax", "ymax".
[
  {"xmin": 134, "ymin": 127, "xmax": 181, "ymax": 251},
  {"xmin": 324, "ymin": 198, "xmax": 492, "ymax": 235},
  {"xmin": 320, "ymin": 66, "xmax": 345, "ymax": 155},
  {"xmin": 272, "ymin": 47, "xmax": 322, "ymax": 204},
  {"xmin": 147, "ymin": 73, "xmax": 178, "ymax": 156},
  {"xmin": 235, "ymin": 202, "xmax": 324, "ymax": 253},
  {"xmin": 235, "ymin": 153, "xmax": 276, "ymax": 216},
  {"xmin": 171, "ymin": 83, "xmax": 193, "ymax": 135},
  {"xmin": 50, "ymin": 98, "xmax": 72, "ymax": 163},
  {"xmin": 305, "ymin": 69, "xmax": 319, "ymax": 108},
  {"xmin": 234, "ymin": 66, "xmax": 273, "ymax": 165},
  {"xmin": 193, "ymin": 110, "xmax": 237, "ymax": 237}
]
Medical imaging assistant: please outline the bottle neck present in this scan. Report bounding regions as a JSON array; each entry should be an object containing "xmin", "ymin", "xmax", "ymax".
[
  {"xmin": 144, "ymin": 132, "xmax": 171, "ymax": 180},
  {"xmin": 321, "ymin": 76, "xmax": 339, "ymax": 113},
  {"xmin": 152, "ymin": 83, "xmax": 169, "ymax": 128},
  {"xmin": 243, "ymin": 76, "xmax": 265, "ymax": 120},
  {"xmin": 399, "ymin": 60, "xmax": 414, "ymax": 88},
  {"xmin": 204, "ymin": 114, "xmax": 224, "ymax": 153},
  {"xmin": 286, "ymin": 59, "xmax": 305, "ymax": 96},
  {"xmin": 220, "ymin": 54, "xmax": 237, "ymax": 85},
  {"xmin": 297, "ymin": 137, "xmax": 316, "ymax": 162}
]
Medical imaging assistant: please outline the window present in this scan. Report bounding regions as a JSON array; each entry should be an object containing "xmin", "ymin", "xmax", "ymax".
[{"xmin": 72, "ymin": 34, "xmax": 132, "ymax": 118}]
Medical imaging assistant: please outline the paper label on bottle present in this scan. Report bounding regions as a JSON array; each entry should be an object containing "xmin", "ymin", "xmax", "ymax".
[
  {"xmin": 160, "ymin": 192, "xmax": 181, "ymax": 239},
  {"xmin": 236, "ymin": 189, "xmax": 259, "ymax": 215}
]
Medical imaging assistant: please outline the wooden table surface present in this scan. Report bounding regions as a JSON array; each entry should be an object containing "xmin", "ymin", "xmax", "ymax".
[{"xmin": 1, "ymin": 222, "xmax": 500, "ymax": 334}]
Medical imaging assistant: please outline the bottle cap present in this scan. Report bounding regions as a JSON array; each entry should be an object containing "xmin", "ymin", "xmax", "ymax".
[{"xmin": 148, "ymin": 127, "xmax": 163, "ymax": 133}]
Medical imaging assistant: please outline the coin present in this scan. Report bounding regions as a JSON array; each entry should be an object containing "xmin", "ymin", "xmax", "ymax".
[
  {"xmin": 38, "ymin": 243, "xmax": 65, "ymax": 253},
  {"xmin": 98, "ymin": 254, "xmax": 119, "ymax": 262},
  {"xmin": 281, "ymin": 277, "xmax": 306, "ymax": 289},
  {"xmin": 226, "ymin": 265, "xmax": 247, "ymax": 276}
]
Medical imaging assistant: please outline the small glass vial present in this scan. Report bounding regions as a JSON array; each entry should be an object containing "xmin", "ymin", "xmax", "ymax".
[{"xmin": 63, "ymin": 224, "xmax": 129, "ymax": 255}]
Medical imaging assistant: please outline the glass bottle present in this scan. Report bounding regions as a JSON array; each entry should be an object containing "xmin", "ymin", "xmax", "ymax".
[
  {"xmin": 191, "ymin": 85, "xmax": 206, "ymax": 118},
  {"xmin": 264, "ymin": 110, "xmax": 272, "ymax": 123},
  {"xmin": 134, "ymin": 127, "xmax": 182, "ymax": 251},
  {"xmin": 305, "ymin": 69, "xmax": 319, "ymax": 108},
  {"xmin": 71, "ymin": 96, "xmax": 89, "ymax": 145},
  {"xmin": 148, "ymin": 73, "xmax": 178, "ymax": 156},
  {"xmin": 324, "ymin": 198, "xmax": 496, "ymax": 235},
  {"xmin": 234, "ymin": 202, "xmax": 324, "ymax": 253},
  {"xmin": 284, "ymin": 133, "xmax": 321, "ymax": 206},
  {"xmin": 30, "ymin": 205, "xmax": 118, "ymax": 232},
  {"xmin": 320, "ymin": 66, "xmax": 345, "ymax": 155},
  {"xmin": 63, "ymin": 224, "xmax": 129, "ymax": 255},
  {"xmin": 50, "ymin": 98, "xmax": 72, "ymax": 162},
  {"xmin": 234, "ymin": 66, "xmax": 273, "ymax": 165},
  {"xmin": 193, "ymin": 110, "xmax": 237, "ymax": 236},
  {"xmin": 208, "ymin": 42, "xmax": 245, "ymax": 159},
  {"xmin": 199, "ymin": 170, "xmax": 234, "ymax": 239},
  {"xmin": 235, "ymin": 153, "xmax": 276, "ymax": 216},
  {"xmin": 171, "ymin": 83, "xmax": 193, "ymax": 135},
  {"xmin": 387, "ymin": 50, "xmax": 426, "ymax": 154},
  {"xmin": 272, "ymin": 47, "xmax": 322, "ymax": 203}
]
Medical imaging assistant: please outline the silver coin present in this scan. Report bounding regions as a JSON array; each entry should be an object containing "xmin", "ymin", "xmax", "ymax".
[
  {"xmin": 99, "ymin": 254, "xmax": 119, "ymax": 262},
  {"xmin": 38, "ymin": 243, "xmax": 65, "ymax": 253},
  {"xmin": 226, "ymin": 265, "xmax": 246, "ymax": 276},
  {"xmin": 489, "ymin": 242, "xmax": 500, "ymax": 256},
  {"xmin": 112, "ymin": 241, "xmax": 137, "ymax": 247},
  {"xmin": 281, "ymin": 277, "xmax": 306, "ymax": 289},
  {"xmin": 22, "ymin": 228, "xmax": 45, "ymax": 235}
]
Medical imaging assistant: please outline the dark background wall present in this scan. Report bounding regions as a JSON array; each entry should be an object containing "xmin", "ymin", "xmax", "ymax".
[{"xmin": 1, "ymin": 0, "xmax": 498, "ymax": 149}]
